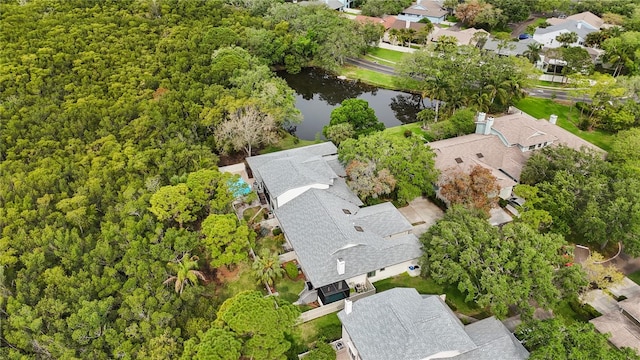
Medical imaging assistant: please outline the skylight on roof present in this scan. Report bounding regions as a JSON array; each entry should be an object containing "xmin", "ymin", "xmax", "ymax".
[
  {"xmin": 476, "ymin": 153, "xmax": 484, "ymax": 158},
  {"xmin": 342, "ymin": 209, "xmax": 352, "ymax": 215},
  {"xmin": 354, "ymin": 226, "xmax": 364, "ymax": 232},
  {"xmin": 455, "ymin": 157, "xmax": 463, "ymax": 164}
]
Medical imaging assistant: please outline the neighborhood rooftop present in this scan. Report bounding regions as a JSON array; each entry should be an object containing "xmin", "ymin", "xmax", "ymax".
[
  {"xmin": 274, "ymin": 189, "xmax": 420, "ymax": 287},
  {"xmin": 338, "ymin": 288, "xmax": 529, "ymax": 360}
]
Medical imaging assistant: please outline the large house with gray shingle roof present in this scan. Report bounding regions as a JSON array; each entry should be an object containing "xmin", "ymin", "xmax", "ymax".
[
  {"xmin": 247, "ymin": 143, "xmax": 422, "ymax": 305},
  {"xmin": 533, "ymin": 19, "xmax": 598, "ymax": 48},
  {"xmin": 338, "ymin": 288, "xmax": 529, "ymax": 360}
]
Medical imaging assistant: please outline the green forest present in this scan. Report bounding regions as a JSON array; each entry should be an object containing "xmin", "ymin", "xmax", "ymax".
[{"xmin": 0, "ymin": 0, "xmax": 379, "ymax": 358}]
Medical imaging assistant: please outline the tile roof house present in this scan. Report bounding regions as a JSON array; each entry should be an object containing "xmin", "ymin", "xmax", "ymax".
[
  {"xmin": 546, "ymin": 11, "xmax": 604, "ymax": 30},
  {"xmin": 247, "ymin": 143, "xmax": 423, "ymax": 305},
  {"xmin": 533, "ymin": 19, "xmax": 598, "ymax": 48},
  {"xmin": 427, "ymin": 111, "xmax": 603, "ymax": 200},
  {"xmin": 590, "ymin": 295, "xmax": 640, "ymax": 354},
  {"xmin": 398, "ymin": 0, "xmax": 448, "ymax": 24},
  {"xmin": 338, "ymin": 288, "xmax": 530, "ymax": 360},
  {"xmin": 430, "ymin": 27, "xmax": 489, "ymax": 46}
]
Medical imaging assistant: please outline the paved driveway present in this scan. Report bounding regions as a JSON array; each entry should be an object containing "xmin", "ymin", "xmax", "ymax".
[{"xmin": 398, "ymin": 197, "xmax": 445, "ymax": 236}]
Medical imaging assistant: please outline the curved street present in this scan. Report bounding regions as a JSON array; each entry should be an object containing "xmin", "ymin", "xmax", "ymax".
[{"xmin": 346, "ymin": 57, "xmax": 579, "ymax": 101}]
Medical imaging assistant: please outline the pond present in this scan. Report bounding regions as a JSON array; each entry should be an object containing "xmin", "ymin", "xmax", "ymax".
[{"xmin": 277, "ymin": 68, "xmax": 429, "ymax": 140}]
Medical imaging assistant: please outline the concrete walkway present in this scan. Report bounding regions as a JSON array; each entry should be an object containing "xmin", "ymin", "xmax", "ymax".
[
  {"xmin": 582, "ymin": 289, "xmax": 620, "ymax": 314},
  {"xmin": 609, "ymin": 277, "xmax": 640, "ymax": 299},
  {"xmin": 378, "ymin": 41, "xmax": 417, "ymax": 53}
]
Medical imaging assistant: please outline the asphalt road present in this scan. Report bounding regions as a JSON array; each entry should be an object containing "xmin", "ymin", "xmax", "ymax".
[{"xmin": 347, "ymin": 57, "xmax": 580, "ymax": 101}]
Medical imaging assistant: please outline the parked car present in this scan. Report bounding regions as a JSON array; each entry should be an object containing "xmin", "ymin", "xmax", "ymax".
[{"xmin": 518, "ymin": 33, "xmax": 532, "ymax": 40}]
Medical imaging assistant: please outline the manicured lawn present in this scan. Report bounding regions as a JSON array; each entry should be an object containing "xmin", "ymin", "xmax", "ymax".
[
  {"xmin": 365, "ymin": 47, "xmax": 409, "ymax": 64},
  {"xmin": 260, "ymin": 133, "xmax": 318, "ymax": 154},
  {"xmin": 382, "ymin": 122, "xmax": 427, "ymax": 139},
  {"xmin": 338, "ymin": 65, "xmax": 401, "ymax": 89},
  {"xmin": 515, "ymin": 97, "xmax": 614, "ymax": 151},
  {"xmin": 374, "ymin": 274, "xmax": 490, "ymax": 318},
  {"xmin": 629, "ymin": 270, "xmax": 640, "ymax": 285},
  {"xmin": 532, "ymin": 17, "xmax": 549, "ymax": 28},
  {"xmin": 297, "ymin": 313, "xmax": 343, "ymax": 347},
  {"xmin": 242, "ymin": 206, "xmax": 263, "ymax": 223},
  {"xmin": 276, "ymin": 275, "xmax": 306, "ymax": 304}
]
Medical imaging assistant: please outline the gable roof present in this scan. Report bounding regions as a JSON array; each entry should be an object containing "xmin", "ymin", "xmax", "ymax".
[
  {"xmin": 534, "ymin": 19, "xmax": 596, "ymax": 40},
  {"xmin": 246, "ymin": 142, "xmax": 362, "ymax": 206},
  {"xmin": 402, "ymin": 1, "xmax": 447, "ymax": 18},
  {"xmin": 275, "ymin": 189, "xmax": 419, "ymax": 287},
  {"xmin": 567, "ymin": 11, "xmax": 604, "ymax": 29},
  {"xmin": 428, "ymin": 111, "xmax": 603, "ymax": 186},
  {"xmin": 338, "ymin": 288, "xmax": 529, "ymax": 360},
  {"xmin": 354, "ymin": 15, "xmax": 385, "ymax": 26},
  {"xmin": 483, "ymin": 38, "xmax": 540, "ymax": 57},
  {"xmin": 431, "ymin": 27, "xmax": 488, "ymax": 46}
]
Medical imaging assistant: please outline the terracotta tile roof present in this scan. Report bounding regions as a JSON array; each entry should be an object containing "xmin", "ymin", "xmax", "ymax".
[
  {"xmin": 382, "ymin": 16, "xmax": 398, "ymax": 30},
  {"xmin": 354, "ymin": 15, "xmax": 385, "ymax": 26}
]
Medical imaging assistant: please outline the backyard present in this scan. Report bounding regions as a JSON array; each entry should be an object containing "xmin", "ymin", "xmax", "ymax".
[
  {"xmin": 374, "ymin": 274, "xmax": 490, "ymax": 319},
  {"xmin": 515, "ymin": 97, "xmax": 614, "ymax": 151}
]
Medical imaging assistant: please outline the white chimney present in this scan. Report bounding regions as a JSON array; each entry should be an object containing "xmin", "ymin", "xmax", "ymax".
[
  {"xmin": 405, "ymin": 21, "xmax": 410, "ymax": 29},
  {"xmin": 484, "ymin": 117, "xmax": 494, "ymax": 135},
  {"xmin": 577, "ymin": 22, "xmax": 582, "ymax": 29},
  {"xmin": 550, "ymin": 114, "xmax": 558, "ymax": 124},
  {"xmin": 475, "ymin": 112, "xmax": 487, "ymax": 134},
  {"xmin": 337, "ymin": 258, "xmax": 345, "ymax": 275},
  {"xmin": 344, "ymin": 299, "xmax": 353, "ymax": 314}
]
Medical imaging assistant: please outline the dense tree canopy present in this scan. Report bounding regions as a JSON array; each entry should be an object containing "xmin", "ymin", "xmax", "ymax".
[
  {"xmin": 0, "ymin": 0, "xmax": 372, "ymax": 357},
  {"xmin": 397, "ymin": 43, "xmax": 535, "ymax": 114},
  {"xmin": 516, "ymin": 319, "xmax": 640, "ymax": 360},
  {"xmin": 323, "ymin": 98, "xmax": 384, "ymax": 139},
  {"xmin": 339, "ymin": 132, "xmax": 439, "ymax": 204},
  {"xmin": 420, "ymin": 206, "xmax": 583, "ymax": 319},
  {"xmin": 520, "ymin": 146, "xmax": 640, "ymax": 256}
]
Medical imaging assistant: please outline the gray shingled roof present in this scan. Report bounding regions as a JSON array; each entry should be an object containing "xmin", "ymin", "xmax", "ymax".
[
  {"xmin": 275, "ymin": 189, "xmax": 421, "ymax": 287},
  {"xmin": 456, "ymin": 317, "xmax": 530, "ymax": 360},
  {"xmin": 246, "ymin": 142, "xmax": 362, "ymax": 206},
  {"xmin": 338, "ymin": 289, "xmax": 477, "ymax": 360},
  {"xmin": 338, "ymin": 288, "xmax": 529, "ymax": 360},
  {"xmin": 483, "ymin": 38, "xmax": 540, "ymax": 57},
  {"xmin": 534, "ymin": 19, "xmax": 595, "ymax": 40},
  {"xmin": 352, "ymin": 202, "xmax": 413, "ymax": 238}
]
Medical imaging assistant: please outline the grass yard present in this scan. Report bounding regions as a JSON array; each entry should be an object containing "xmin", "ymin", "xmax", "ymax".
[
  {"xmin": 216, "ymin": 262, "xmax": 262, "ymax": 303},
  {"xmin": 629, "ymin": 270, "xmax": 640, "ymax": 285},
  {"xmin": 374, "ymin": 274, "xmax": 490, "ymax": 318},
  {"xmin": 515, "ymin": 97, "xmax": 614, "ymax": 151},
  {"xmin": 382, "ymin": 122, "xmax": 427, "ymax": 139},
  {"xmin": 338, "ymin": 65, "xmax": 401, "ymax": 89},
  {"xmin": 255, "ymin": 234, "xmax": 285, "ymax": 255},
  {"xmin": 260, "ymin": 133, "xmax": 318, "ymax": 154},
  {"xmin": 365, "ymin": 47, "xmax": 409, "ymax": 64},
  {"xmin": 297, "ymin": 313, "xmax": 343, "ymax": 347},
  {"xmin": 276, "ymin": 275, "xmax": 306, "ymax": 304}
]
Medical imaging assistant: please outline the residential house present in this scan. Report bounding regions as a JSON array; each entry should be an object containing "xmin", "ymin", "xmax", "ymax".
[
  {"xmin": 430, "ymin": 27, "xmax": 488, "ymax": 46},
  {"xmin": 546, "ymin": 11, "xmax": 604, "ymax": 30},
  {"xmin": 247, "ymin": 143, "xmax": 423, "ymax": 305},
  {"xmin": 427, "ymin": 111, "xmax": 603, "ymax": 200},
  {"xmin": 398, "ymin": 0, "xmax": 448, "ymax": 24},
  {"xmin": 533, "ymin": 19, "xmax": 597, "ymax": 48},
  {"xmin": 246, "ymin": 142, "xmax": 361, "ymax": 210},
  {"xmin": 483, "ymin": 38, "xmax": 541, "ymax": 58},
  {"xmin": 297, "ymin": 0, "xmax": 353, "ymax": 11},
  {"xmin": 590, "ymin": 295, "xmax": 640, "ymax": 354},
  {"xmin": 337, "ymin": 288, "xmax": 530, "ymax": 360}
]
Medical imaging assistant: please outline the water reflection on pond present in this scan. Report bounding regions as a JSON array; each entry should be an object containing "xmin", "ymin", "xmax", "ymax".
[{"xmin": 277, "ymin": 68, "xmax": 427, "ymax": 140}]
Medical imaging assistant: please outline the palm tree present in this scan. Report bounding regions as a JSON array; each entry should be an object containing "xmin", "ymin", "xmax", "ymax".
[
  {"xmin": 163, "ymin": 254, "xmax": 206, "ymax": 294},
  {"xmin": 252, "ymin": 249, "xmax": 284, "ymax": 289},
  {"xmin": 422, "ymin": 73, "xmax": 449, "ymax": 123},
  {"xmin": 523, "ymin": 42, "xmax": 543, "ymax": 64}
]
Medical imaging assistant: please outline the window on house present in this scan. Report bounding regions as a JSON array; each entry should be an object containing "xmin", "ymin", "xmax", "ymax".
[
  {"xmin": 342, "ymin": 209, "xmax": 351, "ymax": 215},
  {"xmin": 367, "ymin": 270, "xmax": 376, "ymax": 277},
  {"xmin": 529, "ymin": 145, "xmax": 536, "ymax": 150},
  {"xmin": 354, "ymin": 226, "xmax": 364, "ymax": 232},
  {"xmin": 380, "ymin": 268, "xmax": 385, "ymax": 271},
  {"xmin": 455, "ymin": 157, "xmax": 463, "ymax": 163}
]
